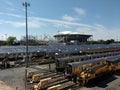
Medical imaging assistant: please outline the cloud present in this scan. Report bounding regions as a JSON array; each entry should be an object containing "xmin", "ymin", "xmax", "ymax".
[
  {"xmin": 7, "ymin": 13, "xmax": 23, "ymax": 18},
  {"xmin": 62, "ymin": 14, "xmax": 79, "ymax": 22},
  {"xmin": 74, "ymin": 7, "xmax": 86, "ymax": 16},
  {"xmin": 7, "ymin": 8, "xmax": 17, "ymax": 11},
  {"xmin": 94, "ymin": 24, "xmax": 106, "ymax": 31},
  {"xmin": 0, "ymin": 15, "xmax": 119, "ymax": 40},
  {"xmin": 0, "ymin": 20, "xmax": 25, "ymax": 27},
  {"xmin": 0, "ymin": 16, "xmax": 93, "ymax": 31},
  {"xmin": 10, "ymin": 21, "xmax": 42, "ymax": 28},
  {"xmin": 0, "ymin": 19, "xmax": 43, "ymax": 28},
  {"xmin": 0, "ymin": 12, "xmax": 23, "ymax": 18},
  {"xmin": 29, "ymin": 17, "xmax": 92, "ymax": 28},
  {"xmin": 0, "ymin": 13, "xmax": 90, "ymax": 28},
  {"xmin": 76, "ymin": 23, "xmax": 120, "ymax": 40},
  {"xmin": 9, "ymin": 21, "xmax": 25, "ymax": 27},
  {"xmin": 53, "ymin": 23, "xmax": 71, "ymax": 28}
]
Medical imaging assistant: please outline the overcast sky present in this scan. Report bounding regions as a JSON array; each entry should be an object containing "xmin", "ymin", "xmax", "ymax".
[{"xmin": 0, "ymin": 0, "xmax": 120, "ymax": 40}]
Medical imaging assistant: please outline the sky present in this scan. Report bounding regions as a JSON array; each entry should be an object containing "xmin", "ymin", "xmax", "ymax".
[{"xmin": 0, "ymin": 0, "xmax": 120, "ymax": 41}]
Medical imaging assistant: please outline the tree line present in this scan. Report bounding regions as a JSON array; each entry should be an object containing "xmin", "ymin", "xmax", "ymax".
[
  {"xmin": 0, "ymin": 36, "xmax": 16, "ymax": 45},
  {"xmin": 86, "ymin": 39, "xmax": 119, "ymax": 44},
  {"xmin": 0, "ymin": 35, "xmax": 53, "ymax": 46},
  {"xmin": 0, "ymin": 36, "xmax": 119, "ymax": 46}
]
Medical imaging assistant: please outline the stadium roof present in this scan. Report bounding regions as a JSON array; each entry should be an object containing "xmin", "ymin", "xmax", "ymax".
[{"xmin": 55, "ymin": 31, "xmax": 90, "ymax": 35}]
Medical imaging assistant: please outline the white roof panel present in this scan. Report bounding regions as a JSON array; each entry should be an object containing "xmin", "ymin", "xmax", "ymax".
[{"xmin": 57, "ymin": 31, "xmax": 83, "ymax": 35}]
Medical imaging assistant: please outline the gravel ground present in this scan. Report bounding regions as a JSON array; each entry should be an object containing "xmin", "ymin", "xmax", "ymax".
[
  {"xmin": 0, "ymin": 67, "xmax": 25, "ymax": 90},
  {"xmin": 0, "ymin": 64, "xmax": 120, "ymax": 90},
  {"xmin": 0, "ymin": 63, "xmax": 55, "ymax": 90}
]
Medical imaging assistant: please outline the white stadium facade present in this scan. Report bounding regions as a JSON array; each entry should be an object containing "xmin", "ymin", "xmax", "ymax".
[{"xmin": 54, "ymin": 31, "xmax": 92, "ymax": 44}]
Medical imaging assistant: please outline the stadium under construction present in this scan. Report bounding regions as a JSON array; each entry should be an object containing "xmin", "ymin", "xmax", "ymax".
[{"xmin": 54, "ymin": 31, "xmax": 92, "ymax": 44}]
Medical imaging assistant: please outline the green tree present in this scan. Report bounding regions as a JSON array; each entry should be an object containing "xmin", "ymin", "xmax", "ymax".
[
  {"xmin": 6, "ymin": 36, "xmax": 16, "ymax": 45},
  {"xmin": 105, "ymin": 39, "xmax": 115, "ymax": 44}
]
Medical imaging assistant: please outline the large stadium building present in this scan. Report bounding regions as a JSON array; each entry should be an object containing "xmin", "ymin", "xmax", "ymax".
[{"xmin": 54, "ymin": 31, "xmax": 92, "ymax": 44}]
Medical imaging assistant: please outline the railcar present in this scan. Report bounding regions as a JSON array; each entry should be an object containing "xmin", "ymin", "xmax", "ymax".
[
  {"xmin": 55, "ymin": 51, "xmax": 120, "ymax": 72},
  {"xmin": 78, "ymin": 61, "xmax": 109, "ymax": 85},
  {"xmin": 79, "ymin": 55, "xmax": 120, "ymax": 86},
  {"xmin": 66, "ymin": 55, "xmax": 120, "ymax": 86},
  {"xmin": 66, "ymin": 58, "xmax": 106, "ymax": 79},
  {"xmin": 106, "ymin": 56, "xmax": 120, "ymax": 71},
  {"xmin": 82, "ymin": 47, "xmax": 120, "ymax": 54}
]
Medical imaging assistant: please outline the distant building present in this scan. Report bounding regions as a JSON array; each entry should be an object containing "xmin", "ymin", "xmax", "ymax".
[{"xmin": 54, "ymin": 31, "xmax": 92, "ymax": 44}]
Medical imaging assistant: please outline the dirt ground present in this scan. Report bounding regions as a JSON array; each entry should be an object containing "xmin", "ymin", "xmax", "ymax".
[
  {"xmin": 0, "ymin": 81, "xmax": 16, "ymax": 90},
  {"xmin": 0, "ymin": 64, "xmax": 120, "ymax": 90}
]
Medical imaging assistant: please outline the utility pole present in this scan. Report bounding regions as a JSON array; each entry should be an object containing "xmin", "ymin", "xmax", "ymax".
[
  {"xmin": 22, "ymin": 2, "xmax": 30, "ymax": 90},
  {"xmin": 22, "ymin": 2, "xmax": 30, "ymax": 67}
]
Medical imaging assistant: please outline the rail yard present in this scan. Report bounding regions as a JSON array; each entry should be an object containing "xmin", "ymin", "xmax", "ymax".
[
  {"xmin": 0, "ymin": 44, "xmax": 120, "ymax": 90},
  {"xmin": 0, "ymin": 0, "xmax": 120, "ymax": 90}
]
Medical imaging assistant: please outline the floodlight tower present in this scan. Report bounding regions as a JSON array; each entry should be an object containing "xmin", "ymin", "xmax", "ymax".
[{"xmin": 22, "ymin": 2, "xmax": 30, "ymax": 67}]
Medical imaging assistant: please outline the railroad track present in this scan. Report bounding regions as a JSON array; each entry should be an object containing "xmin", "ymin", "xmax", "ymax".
[
  {"xmin": 1, "ymin": 49, "xmax": 120, "ymax": 70},
  {"xmin": 26, "ymin": 70, "xmax": 120, "ymax": 90}
]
